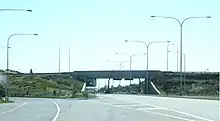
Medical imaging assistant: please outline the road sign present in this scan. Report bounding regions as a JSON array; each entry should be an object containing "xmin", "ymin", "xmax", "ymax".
[{"xmin": 86, "ymin": 78, "xmax": 96, "ymax": 87}]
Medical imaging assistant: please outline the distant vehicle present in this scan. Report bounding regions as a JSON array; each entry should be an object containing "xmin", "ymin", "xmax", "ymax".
[
  {"xmin": 104, "ymin": 90, "xmax": 110, "ymax": 94},
  {"xmin": 131, "ymin": 91, "xmax": 137, "ymax": 94}
]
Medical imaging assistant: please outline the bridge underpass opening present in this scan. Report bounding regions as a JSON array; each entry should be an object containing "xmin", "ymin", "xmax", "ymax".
[
  {"xmin": 96, "ymin": 78, "xmax": 145, "ymax": 93},
  {"xmin": 73, "ymin": 70, "xmax": 163, "ymax": 94},
  {"xmin": 95, "ymin": 78, "xmax": 161, "ymax": 94}
]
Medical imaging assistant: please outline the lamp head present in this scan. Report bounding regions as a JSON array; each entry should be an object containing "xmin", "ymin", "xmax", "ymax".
[{"xmin": 26, "ymin": 10, "xmax": 32, "ymax": 12}]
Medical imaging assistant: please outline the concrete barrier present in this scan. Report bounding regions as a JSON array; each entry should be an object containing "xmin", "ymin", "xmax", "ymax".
[{"xmin": 150, "ymin": 81, "xmax": 161, "ymax": 94}]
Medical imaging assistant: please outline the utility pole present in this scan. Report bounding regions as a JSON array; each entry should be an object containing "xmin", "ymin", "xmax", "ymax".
[
  {"xmin": 69, "ymin": 48, "xmax": 71, "ymax": 77},
  {"xmin": 59, "ymin": 46, "xmax": 61, "ymax": 77}
]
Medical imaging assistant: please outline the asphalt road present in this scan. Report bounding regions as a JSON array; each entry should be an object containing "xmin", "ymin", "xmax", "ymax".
[{"xmin": 0, "ymin": 95, "xmax": 219, "ymax": 121}]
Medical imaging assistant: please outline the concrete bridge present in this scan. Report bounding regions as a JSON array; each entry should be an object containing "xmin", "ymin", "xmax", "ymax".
[
  {"xmin": 24, "ymin": 70, "xmax": 164, "ymax": 94},
  {"xmin": 16, "ymin": 70, "xmax": 219, "ymax": 94},
  {"xmin": 71, "ymin": 70, "xmax": 164, "ymax": 94},
  {"xmin": 71, "ymin": 70, "xmax": 163, "ymax": 80}
]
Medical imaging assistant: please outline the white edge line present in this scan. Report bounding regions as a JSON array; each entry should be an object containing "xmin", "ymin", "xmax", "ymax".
[
  {"xmin": 0, "ymin": 101, "xmax": 27, "ymax": 115},
  {"xmin": 143, "ymin": 110, "xmax": 196, "ymax": 121},
  {"xmin": 52, "ymin": 101, "xmax": 60, "ymax": 121},
  {"xmin": 164, "ymin": 108, "xmax": 215, "ymax": 121},
  {"xmin": 92, "ymin": 101, "xmax": 196, "ymax": 121}
]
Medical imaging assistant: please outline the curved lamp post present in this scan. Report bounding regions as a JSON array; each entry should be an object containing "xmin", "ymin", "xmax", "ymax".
[
  {"xmin": 116, "ymin": 52, "xmax": 146, "ymax": 85},
  {"xmin": 108, "ymin": 60, "xmax": 129, "ymax": 70},
  {"xmin": 0, "ymin": 9, "xmax": 32, "ymax": 12},
  {"xmin": 167, "ymin": 43, "xmax": 174, "ymax": 72},
  {"xmin": 151, "ymin": 15, "xmax": 211, "ymax": 95},
  {"xmin": 6, "ymin": 33, "xmax": 37, "ymax": 101},
  {"xmin": 107, "ymin": 60, "xmax": 129, "ymax": 86},
  {"xmin": 7, "ymin": 34, "xmax": 38, "ymax": 73},
  {"xmin": 170, "ymin": 51, "xmax": 186, "ymax": 94},
  {"xmin": 125, "ymin": 40, "xmax": 170, "ymax": 94}
]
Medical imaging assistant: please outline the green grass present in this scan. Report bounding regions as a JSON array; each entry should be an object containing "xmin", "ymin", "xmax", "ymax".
[
  {"xmin": 5, "ymin": 74, "xmax": 84, "ymax": 98},
  {"xmin": 0, "ymin": 100, "xmax": 5, "ymax": 104}
]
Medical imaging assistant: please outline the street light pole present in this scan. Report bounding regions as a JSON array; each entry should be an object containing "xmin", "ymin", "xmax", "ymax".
[
  {"xmin": 7, "ymin": 34, "xmax": 38, "ymax": 74},
  {"xmin": 119, "ymin": 61, "xmax": 128, "ymax": 70},
  {"xmin": 108, "ymin": 60, "xmax": 128, "ymax": 70},
  {"xmin": 167, "ymin": 44, "xmax": 174, "ymax": 72},
  {"xmin": 125, "ymin": 40, "xmax": 170, "ymax": 94},
  {"xmin": 176, "ymin": 44, "xmax": 179, "ymax": 72},
  {"xmin": 116, "ymin": 53, "xmax": 145, "ymax": 85},
  {"xmin": 171, "ymin": 51, "xmax": 186, "ymax": 94},
  {"xmin": 59, "ymin": 46, "xmax": 60, "ymax": 75},
  {"xmin": 69, "ymin": 48, "xmax": 71, "ymax": 77},
  {"xmin": 151, "ymin": 15, "xmax": 211, "ymax": 95},
  {"xmin": 0, "ymin": 9, "xmax": 32, "ymax": 12},
  {"xmin": 108, "ymin": 60, "xmax": 128, "ymax": 86},
  {"xmin": 6, "ymin": 33, "xmax": 37, "ymax": 101},
  {"xmin": 183, "ymin": 53, "xmax": 186, "ymax": 93},
  {"xmin": 2, "ymin": 9, "xmax": 32, "ymax": 72},
  {"xmin": 167, "ymin": 44, "xmax": 169, "ymax": 72},
  {"xmin": 129, "ymin": 54, "xmax": 138, "ymax": 85}
]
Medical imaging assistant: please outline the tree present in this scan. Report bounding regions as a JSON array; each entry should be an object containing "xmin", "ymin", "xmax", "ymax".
[
  {"xmin": 53, "ymin": 90, "xmax": 57, "ymax": 96},
  {"xmin": 0, "ymin": 85, "xmax": 5, "ymax": 97}
]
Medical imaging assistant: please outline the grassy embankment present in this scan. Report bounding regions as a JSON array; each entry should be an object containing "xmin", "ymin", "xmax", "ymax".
[{"xmin": 1, "ymin": 73, "xmax": 91, "ymax": 99}]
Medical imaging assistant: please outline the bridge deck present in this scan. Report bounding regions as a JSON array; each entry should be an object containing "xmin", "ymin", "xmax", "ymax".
[{"xmin": 72, "ymin": 70, "xmax": 163, "ymax": 79}]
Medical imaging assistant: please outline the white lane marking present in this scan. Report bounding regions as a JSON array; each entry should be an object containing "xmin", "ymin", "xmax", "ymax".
[
  {"xmin": 130, "ymin": 100, "xmax": 215, "ymax": 121},
  {"xmin": 162, "ymin": 108, "xmax": 214, "ymax": 121},
  {"xmin": 137, "ymin": 107, "xmax": 162, "ymax": 110},
  {"xmin": 121, "ymin": 101, "xmax": 139, "ymax": 104},
  {"xmin": 0, "ymin": 102, "xmax": 27, "ymax": 115},
  {"xmin": 134, "ymin": 94, "xmax": 218, "ymax": 102},
  {"xmin": 116, "ymin": 104, "xmax": 149, "ymax": 107},
  {"xmin": 93, "ymin": 101, "xmax": 197, "ymax": 121},
  {"xmin": 143, "ymin": 110, "xmax": 196, "ymax": 121},
  {"xmin": 109, "ymin": 97, "xmax": 215, "ymax": 121},
  {"xmin": 52, "ymin": 101, "xmax": 60, "ymax": 121}
]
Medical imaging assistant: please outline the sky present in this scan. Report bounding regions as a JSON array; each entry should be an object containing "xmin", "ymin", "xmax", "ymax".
[{"xmin": 0, "ymin": 0, "xmax": 219, "ymax": 76}]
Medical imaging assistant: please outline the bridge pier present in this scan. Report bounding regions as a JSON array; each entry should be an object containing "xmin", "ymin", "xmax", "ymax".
[
  {"xmin": 144, "ymin": 78, "xmax": 149, "ymax": 94},
  {"xmin": 105, "ymin": 78, "xmax": 111, "ymax": 93},
  {"xmin": 138, "ymin": 78, "xmax": 142, "ymax": 93},
  {"xmin": 108, "ymin": 78, "xmax": 110, "ymax": 91}
]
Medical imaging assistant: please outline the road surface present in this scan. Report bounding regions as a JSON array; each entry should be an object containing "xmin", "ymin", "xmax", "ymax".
[{"xmin": 0, "ymin": 95, "xmax": 219, "ymax": 121}]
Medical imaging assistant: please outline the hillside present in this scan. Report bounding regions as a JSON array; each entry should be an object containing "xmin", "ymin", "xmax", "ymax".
[
  {"xmin": 5, "ymin": 74, "xmax": 83, "ymax": 98},
  {"xmin": 99, "ymin": 74, "xmax": 219, "ymax": 97}
]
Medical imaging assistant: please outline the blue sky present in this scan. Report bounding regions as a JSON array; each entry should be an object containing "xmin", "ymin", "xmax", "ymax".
[{"xmin": 0, "ymin": 0, "xmax": 219, "ymax": 74}]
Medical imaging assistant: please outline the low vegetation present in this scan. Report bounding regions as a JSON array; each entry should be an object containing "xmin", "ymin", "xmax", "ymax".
[
  {"xmin": 153, "ymin": 79, "xmax": 219, "ymax": 96},
  {"xmin": 99, "ymin": 78, "xmax": 219, "ymax": 97},
  {"xmin": 8, "ymin": 75, "xmax": 83, "ymax": 98},
  {"xmin": 0, "ymin": 69, "xmax": 85, "ymax": 99}
]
